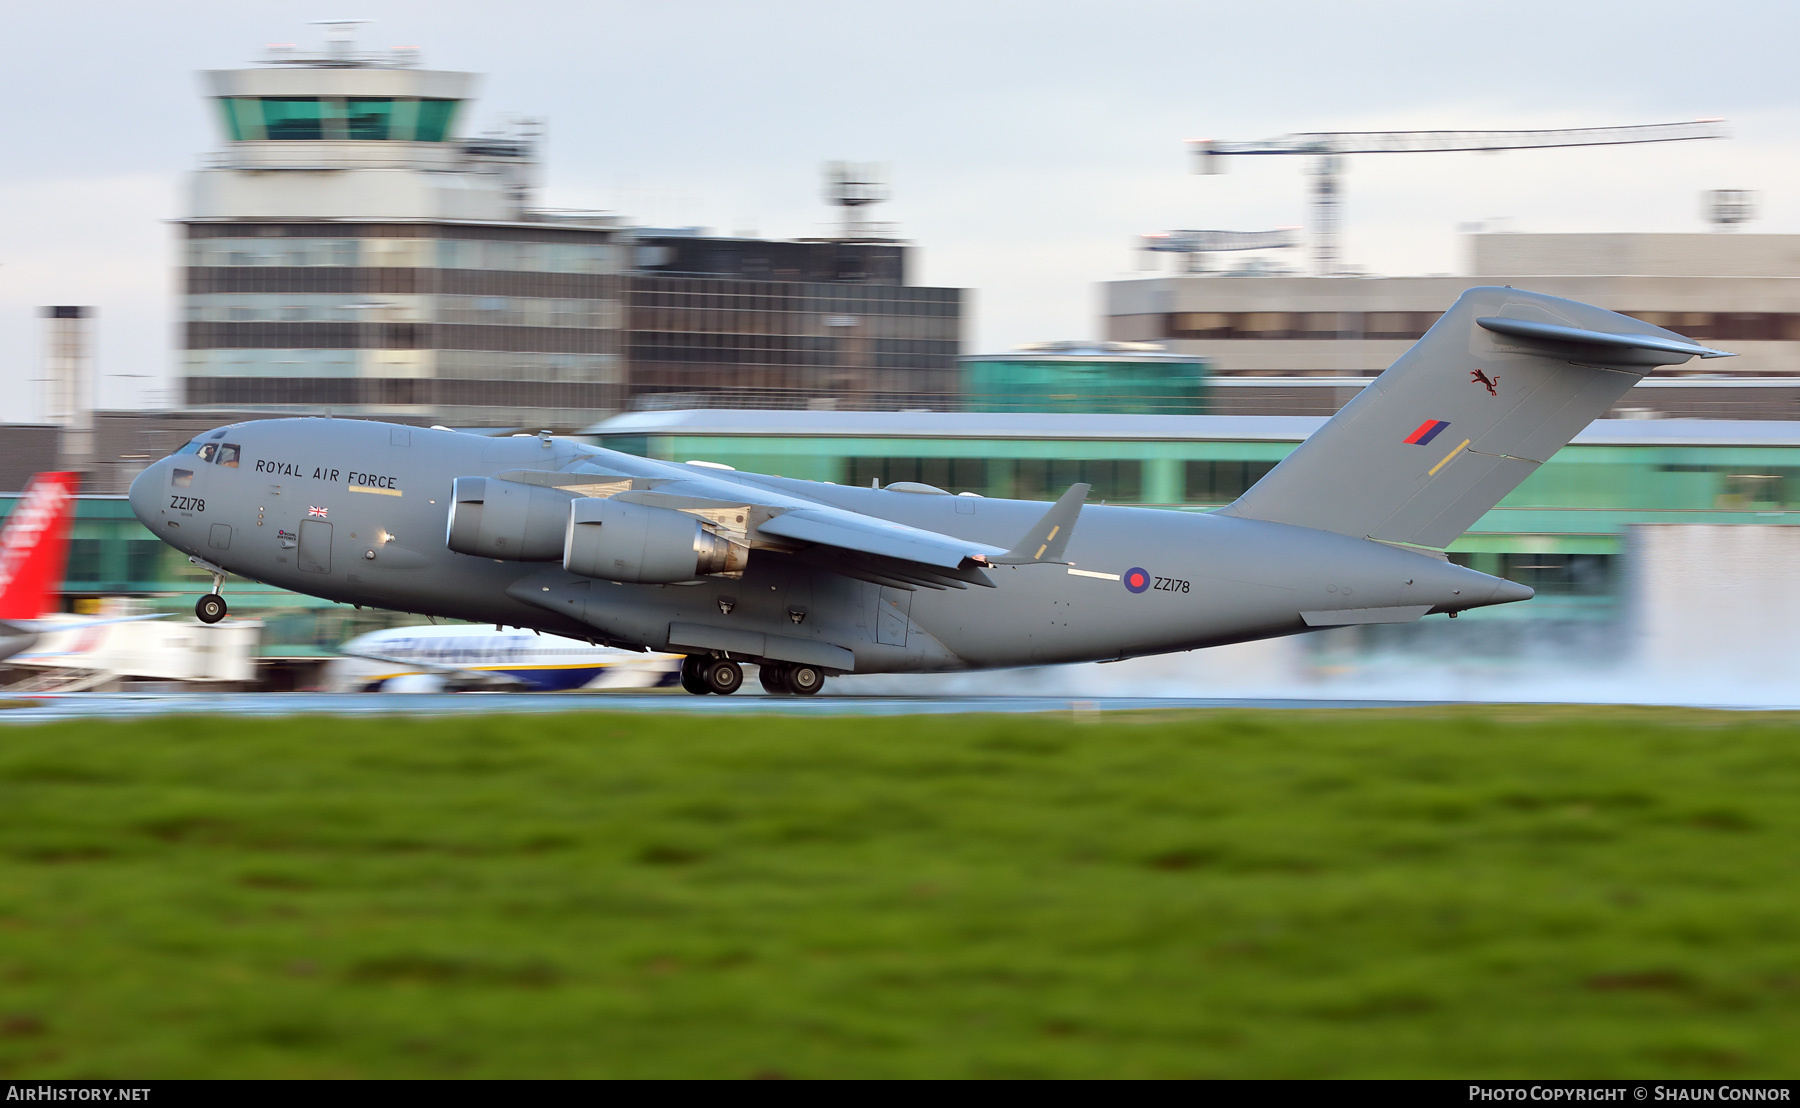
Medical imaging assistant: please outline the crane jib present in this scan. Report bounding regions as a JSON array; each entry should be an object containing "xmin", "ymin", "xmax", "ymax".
[
  {"xmin": 1187, "ymin": 120, "xmax": 1729, "ymax": 276},
  {"xmin": 1197, "ymin": 120, "xmax": 1729, "ymax": 157}
]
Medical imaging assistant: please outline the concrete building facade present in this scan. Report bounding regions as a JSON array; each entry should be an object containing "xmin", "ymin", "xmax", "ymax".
[
  {"xmin": 1106, "ymin": 233, "xmax": 1800, "ymax": 381},
  {"xmin": 180, "ymin": 40, "xmax": 626, "ymax": 429},
  {"xmin": 624, "ymin": 233, "xmax": 964, "ymax": 412}
]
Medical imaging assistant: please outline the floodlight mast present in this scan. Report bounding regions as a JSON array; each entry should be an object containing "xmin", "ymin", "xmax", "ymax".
[{"xmin": 1191, "ymin": 120, "xmax": 1729, "ymax": 276}]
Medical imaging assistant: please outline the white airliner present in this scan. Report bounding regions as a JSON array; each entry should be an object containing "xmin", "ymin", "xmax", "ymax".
[{"xmin": 325, "ymin": 624, "xmax": 684, "ymax": 692}]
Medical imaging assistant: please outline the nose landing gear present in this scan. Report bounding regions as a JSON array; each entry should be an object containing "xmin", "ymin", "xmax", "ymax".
[{"xmin": 188, "ymin": 556, "xmax": 228, "ymax": 624}]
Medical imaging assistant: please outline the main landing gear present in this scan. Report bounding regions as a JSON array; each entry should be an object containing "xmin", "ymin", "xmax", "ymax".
[
  {"xmin": 681, "ymin": 655, "xmax": 744, "ymax": 696},
  {"xmin": 680, "ymin": 656, "xmax": 826, "ymax": 696},
  {"xmin": 757, "ymin": 661, "xmax": 825, "ymax": 697}
]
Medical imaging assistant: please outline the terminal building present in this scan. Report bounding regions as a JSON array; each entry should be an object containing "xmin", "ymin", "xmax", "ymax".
[
  {"xmin": 959, "ymin": 342, "xmax": 1207, "ymax": 414},
  {"xmin": 625, "ymin": 231, "xmax": 963, "ymax": 411},
  {"xmin": 181, "ymin": 35, "xmax": 625, "ymax": 428},
  {"xmin": 177, "ymin": 29, "xmax": 964, "ymax": 428}
]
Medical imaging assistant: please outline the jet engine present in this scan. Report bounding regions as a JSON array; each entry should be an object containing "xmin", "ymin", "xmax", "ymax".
[
  {"xmin": 444, "ymin": 476, "xmax": 571, "ymax": 561},
  {"xmin": 563, "ymin": 496, "xmax": 748, "ymax": 583}
]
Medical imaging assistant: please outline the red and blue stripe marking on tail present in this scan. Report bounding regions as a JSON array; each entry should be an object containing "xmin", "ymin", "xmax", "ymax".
[{"xmin": 1403, "ymin": 419, "xmax": 1451, "ymax": 446}]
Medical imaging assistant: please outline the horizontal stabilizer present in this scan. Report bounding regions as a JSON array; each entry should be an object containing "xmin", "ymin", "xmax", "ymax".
[{"xmin": 1476, "ymin": 316, "xmax": 1734, "ymax": 364}]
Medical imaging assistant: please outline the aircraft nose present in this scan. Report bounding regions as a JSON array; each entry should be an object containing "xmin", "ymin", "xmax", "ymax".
[{"xmin": 128, "ymin": 458, "xmax": 168, "ymax": 528}]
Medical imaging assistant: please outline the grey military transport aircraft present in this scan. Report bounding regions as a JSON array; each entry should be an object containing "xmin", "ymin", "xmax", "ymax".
[{"xmin": 130, "ymin": 288, "xmax": 1730, "ymax": 696}]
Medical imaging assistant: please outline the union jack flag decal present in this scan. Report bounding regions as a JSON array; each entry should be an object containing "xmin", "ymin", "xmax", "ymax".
[{"xmin": 308, "ymin": 505, "xmax": 328, "ymax": 519}]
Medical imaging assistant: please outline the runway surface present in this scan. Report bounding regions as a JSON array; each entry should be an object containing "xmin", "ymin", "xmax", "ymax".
[{"xmin": 0, "ymin": 691, "xmax": 1440, "ymax": 722}]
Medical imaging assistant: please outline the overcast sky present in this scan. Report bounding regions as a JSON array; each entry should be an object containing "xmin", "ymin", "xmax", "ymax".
[{"xmin": 3, "ymin": 0, "xmax": 1798, "ymax": 420}]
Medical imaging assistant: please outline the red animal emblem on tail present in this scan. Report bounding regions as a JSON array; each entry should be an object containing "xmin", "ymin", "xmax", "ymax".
[{"xmin": 1470, "ymin": 369, "xmax": 1499, "ymax": 396}]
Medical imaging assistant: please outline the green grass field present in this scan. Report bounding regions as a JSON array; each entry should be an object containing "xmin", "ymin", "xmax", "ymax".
[{"xmin": 1, "ymin": 705, "xmax": 1797, "ymax": 1078}]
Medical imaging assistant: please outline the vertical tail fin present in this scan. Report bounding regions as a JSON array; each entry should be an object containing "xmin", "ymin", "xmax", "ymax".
[
  {"xmin": 0, "ymin": 472, "xmax": 80, "ymax": 621},
  {"xmin": 1220, "ymin": 287, "xmax": 1732, "ymax": 548}
]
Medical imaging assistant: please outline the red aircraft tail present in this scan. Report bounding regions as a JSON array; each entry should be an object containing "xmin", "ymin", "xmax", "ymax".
[{"xmin": 0, "ymin": 472, "xmax": 80, "ymax": 621}]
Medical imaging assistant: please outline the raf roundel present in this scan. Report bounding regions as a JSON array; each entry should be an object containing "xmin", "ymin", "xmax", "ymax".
[{"xmin": 1124, "ymin": 567, "xmax": 1151, "ymax": 594}]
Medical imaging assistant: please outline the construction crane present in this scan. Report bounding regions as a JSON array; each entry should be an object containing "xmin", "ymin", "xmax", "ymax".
[
  {"xmin": 1191, "ymin": 120, "xmax": 1729, "ymax": 276},
  {"xmin": 1140, "ymin": 228, "xmax": 1301, "ymax": 273}
]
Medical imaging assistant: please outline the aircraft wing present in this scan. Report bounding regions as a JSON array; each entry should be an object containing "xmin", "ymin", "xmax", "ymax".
[
  {"xmin": 751, "ymin": 482, "xmax": 1091, "ymax": 589},
  {"xmin": 756, "ymin": 508, "xmax": 1007, "ymax": 570},
  {"xmin": 544, "ymin": 456, "xmax": 1092, "ymax": 590}
]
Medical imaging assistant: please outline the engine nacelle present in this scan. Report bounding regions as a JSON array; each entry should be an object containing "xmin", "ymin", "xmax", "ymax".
[
  {"xmin": 444, "ymin": 476, "xmax": 571, "ymax": 561},
  {"xmin": 564, "ymin": 496, "xmax": 748, "ymax": 583}
]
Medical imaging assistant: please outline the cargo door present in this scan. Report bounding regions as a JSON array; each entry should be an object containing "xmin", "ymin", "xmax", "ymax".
[{"xmin": 298, "ymin": 520, "xmax": 333, "ymax": 574}]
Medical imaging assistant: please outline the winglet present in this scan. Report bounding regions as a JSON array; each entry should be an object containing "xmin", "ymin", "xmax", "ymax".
[{"xmin": 986, "ymin": 483, "xmax": 1089, "ymax": 565}]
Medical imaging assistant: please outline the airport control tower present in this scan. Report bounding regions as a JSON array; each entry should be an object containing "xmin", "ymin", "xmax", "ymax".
[{"xmin": 179, "ymin": 23, "xmax": 624, "ymax": 427}]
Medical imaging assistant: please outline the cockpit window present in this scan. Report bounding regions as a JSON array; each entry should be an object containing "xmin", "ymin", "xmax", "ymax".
[
  {"xmin": 197, "ymin": 443, "xmax": 218, "ymax": 463},
  {"xmin": 218, "ymin": 444, "xmax": 241, "ymax": 468},
  {"xmin": 210, "ymin": 430, "xmax": 228, "ymax": 441},
  {"xmin": 174, "ymin": 441, "xmax": 201, "ymax": 455},
  {"xmin": 172, "ymin": 469, "xmax": 193, "ymax": 488}
]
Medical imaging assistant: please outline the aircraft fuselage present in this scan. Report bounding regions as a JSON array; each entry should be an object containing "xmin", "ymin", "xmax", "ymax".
[{"xmin": 130, "ymin": 418, "xmax": 1525, "ymax": 674}]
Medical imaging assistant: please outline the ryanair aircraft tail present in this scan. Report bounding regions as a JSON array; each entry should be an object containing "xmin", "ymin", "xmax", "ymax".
[{"xmin": 1220, "ymin": 287, "xmax": 1732, "ymax": 549}]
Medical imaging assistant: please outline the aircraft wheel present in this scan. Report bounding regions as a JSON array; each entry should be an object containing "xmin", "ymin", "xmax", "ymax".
[
  {"xmin": 758, "ymin": 663, "xmax": 791, "ymax": 695},
  {"xmin": 195, "ymin": 594, "xmax": 227, "ymax": 624},
  {"xmin": 786, "ymin": 664, "xmax": 825, "ymax": 696},
  {"xmin": 702, "ymin": 658, "xmax": 744, "ymax": 696},
  {"xmin": 679, "ymin": 656, "xmax": 709, "ymax": 696}
]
